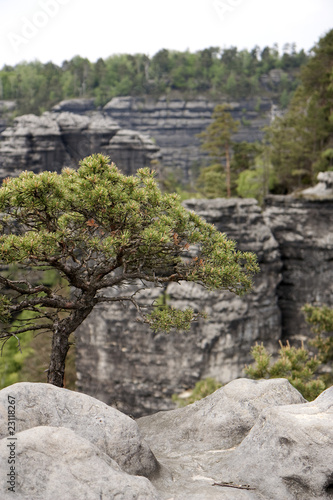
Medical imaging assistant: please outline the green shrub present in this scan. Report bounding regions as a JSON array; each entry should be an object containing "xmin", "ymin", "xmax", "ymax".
[
  {"xmin": 245, "ymin": 341, "xmax": 326, "ymax": 401},
  {"xmin": 302, "ymin": 304, "xmax": 333, "ymax": 386},
  {"xmin": 172, "ymin": 377, "xmax": 222, "ymax": 407}
]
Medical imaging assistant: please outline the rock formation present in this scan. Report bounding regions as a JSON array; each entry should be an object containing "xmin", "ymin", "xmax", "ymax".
[
  {"xmin": 264, "ymin": 194, "xmax": 333, "ymax": 343},
  {"xmin": 1, "ymin": 380, "xmax": 332, "ymax": 499},
  {"xmin": 0, "ymin": 382, "xmax": 160, "ymax": 500},
  {"xmin": 76, "ymin": 195, "xmax": 333, "ymax": 417},
  {"xmin": 75, "ymin": 198, "xmax": 282, "ymax": 416},
  {"xmin": 301, "ymin": 171, "xmax": 333, "ymax": 199},
  {"xmin": 0, "ymin": 96, "xmax": 273, "ymax": 185},
  {"xmin": 0, "ymin": 105, "xmax": 160, "ymax": 181},
  {"xmin": 138, "ymin": 379, "xmax": 333, "ymax": 500},
  {"xmin": 103, "ymin": 96, "xmax": 272, "ymax": 182}
]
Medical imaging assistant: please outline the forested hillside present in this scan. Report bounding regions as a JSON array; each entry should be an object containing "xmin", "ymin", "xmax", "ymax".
[
  {"xmin": 0, "ymin": 32, "xmax": 331, "ymax": 199},
  {"xmin": 0, "ymin": 44, "xmax": 307, "ymax": 116}
]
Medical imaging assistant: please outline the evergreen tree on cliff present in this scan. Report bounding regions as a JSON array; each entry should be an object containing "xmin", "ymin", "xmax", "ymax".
[
  {"xmin": 197, "ymin": 104, "xmax": 239, "ymax": 198},
  {"xmin": 267, "ymin": 29, "xmax": 333, "ymax": 193},
  {"xmin": 0, "ymin": 155, "xmax": 259, "ymax": 387}
]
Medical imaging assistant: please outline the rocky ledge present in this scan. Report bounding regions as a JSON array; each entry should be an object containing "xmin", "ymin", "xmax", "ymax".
[
  {"xmin": 0, "ymin": 380, "xmax": 332, "ymax": 499},
  {"xmin": 0, "ymin": 109, "xmax": 160, "ymax": 181},
  {"xmin": 76, "ymin": 194, "xmax": 333, "ymax": 417},
  {"xmin": 103, "ymin": 95, "xmax": 272, "ymax": 182}
]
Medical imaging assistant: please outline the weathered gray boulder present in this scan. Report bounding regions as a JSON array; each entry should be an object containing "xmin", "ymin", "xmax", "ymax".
[
  {"xmin": 0, "ymin": 382, "xmax": 158, "ymax": 477},
  {"xmin": 0, "ymin": 426, "xmax": 160, "ymax": 500},
  {"xmin": 0, "ymin": 379, "xmax": 331, "ymax": 500},
  {"xmin": 138, "ymin": 378, "xmax": 306, "ymax": 455},
  {"xmin": 213, "ymin": 385, "xmax": 333, "ymax": 500},
  {"xmin": 137, "ymin": 379, "xmax": 333, "ymax": 500}
]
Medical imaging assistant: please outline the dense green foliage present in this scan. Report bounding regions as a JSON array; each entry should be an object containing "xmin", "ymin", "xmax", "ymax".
[
  {"xmin": 172, "ymin": 377, "xmax": 222, "ymax": 407},
  {"xmin": 236, "ymin": 148, "xmax": 277, "ymax": 204},
  {"xmin": 245, "ymin": 341, "xmax": 326, "ymax": 401},
  {"xmin": 197, "ymin": 104, "xmax": 239, "ymax": 197},
  {"xmin": 265, "ymin": 29, "xmax": 333, "ymax": 193},
  {"xmin": 0, "ymin": 312, "xmax": 34, "ymax": 388},
  {"xmin": 196, "ymin": 109, "xmax": 270, "ymax": 200},
  {"xmin": 0, "ymin": 270, "xmax": 76, "ymax": 390},
  {"xmin": 194, "ymin": 30, "xmax": 333, "ymax": 200},
  {"xmin": 0, "ymin": 154, "xmax": 258, "ymax": 386},
  {"xmin": 0, "ymin": 45, "xmax": 307, "ymax": 116},
  {"xmin": 245, "ymin": 303, "xmax": 333, "ymax": 401},
  {"xmin": 303, "ymin": 304, "xmax": 333, "ymax": 387}
]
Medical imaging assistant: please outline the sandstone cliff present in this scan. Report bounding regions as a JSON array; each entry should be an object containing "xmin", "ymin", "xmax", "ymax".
[
  {"xmin": 264, "ymin": 194, "xmax": 333, "ymax": 343},
  {"xmin": 103, "ymin": 96, "xmax": 272, "ymax": 182},
  {"xmin": 0, "ymin": 96, "xmax": 272, "ymax": 184},
  {"xmin": 75, "ymin": 195, "xmax": 333, "ymax": 417},
  {"xmin": 0, "ymin": 107, "xmax": 160, "ymax": 180}
]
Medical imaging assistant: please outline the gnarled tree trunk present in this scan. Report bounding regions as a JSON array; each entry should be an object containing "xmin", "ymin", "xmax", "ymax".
[
  {"xmin": 47, "ymin": 322, "xmax": 71, "ymax": 387},
  {"xmin": 47, "ymin": 306, "xmax": 94, "ymax": 387}
]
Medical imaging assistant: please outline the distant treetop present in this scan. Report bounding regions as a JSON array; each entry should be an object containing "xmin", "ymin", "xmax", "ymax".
[{"xmin": 0, "ymin": 44, "xmax": 308, "ymax": 116}]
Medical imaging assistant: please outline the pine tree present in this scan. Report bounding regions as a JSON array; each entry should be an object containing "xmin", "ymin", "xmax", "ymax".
[
  {"xmin": 266, "ymin": 29, "xmax": 333, "ymax": 192},
  {"xmin": 0, "ymin": 154, "xmax": 259, "ymax": 387},
  {"xmin": 245, "ymin": 341, "xmax": 326, "ymax": 401},
  {"xmin": 198, "ymin": 104, "xmax": 239, "ymax": 198}
]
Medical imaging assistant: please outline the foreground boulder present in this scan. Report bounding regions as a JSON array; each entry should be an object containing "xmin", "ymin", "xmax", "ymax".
[
  {"xmin": 138, "ymin": 379, "xmax": 333, "ymax": 500},
  {"xmin": 0, "ymin": 426, "xmax": 159, "ymax": 500},
  {"xmin": 0, "ymin": 382, "xmax": 158, "ymax": 478},
  {"xmin": 138, "ymin": 378, "xmax": 306, "ymax": 454},
  {"xmin": 216, "ymin": 387, "xmax": 333, "ymax": 499},
  {"xmin": 0, "ymin": 379, "xmax": 332, "ymax": 499}
]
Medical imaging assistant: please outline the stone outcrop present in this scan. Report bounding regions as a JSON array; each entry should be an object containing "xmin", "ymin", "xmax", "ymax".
[
  {"xmin": 103, "ymin": 96, "xmax": 272, "ymax": 182},
  {"xmin": 76, "ymin": 195, "xmax": 333, "ymax": 417},
  {"xmin": 138, "ymin": 378, "xmax": 306, "ymax": 455},
  {"xmin": 52, "ymin": 98, "xmax": 96, "ymax": 114},
  {"xmin": 1, "ymin": 380, "xmax": 332, "ymax": 500},
  {"xmin": 301, "ymin": 171, "xmax": 333, "ymax": 199},
  {"xmin": 0, "ymin": 426, "xmax": 159, "ymax": 500},
  {"xmin": 0, "ymin": 382, "xmax": 158, "ymax": 478},
  {"xmin": 264, "ymin": 195, "xmax": 333, "ymax": 343},
  {"xmin": 0, "ymin": 108, "xmax": 160, "ymax": 180},
  {"xmin": 138, "ymin": 379, "xmax": 333, "ymax": 500}
]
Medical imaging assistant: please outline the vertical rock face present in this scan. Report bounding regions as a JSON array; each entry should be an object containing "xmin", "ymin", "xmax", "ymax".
[
  {"xmin": 264, "ymin": 195, "xmax": 333, "ymax": 342},
  {"xmin": 0, "ymin": 105, "xmax": 160, "ymax": 180},
  {"xmin": 76, "ymin": 194, "xmax": 333, "ymax": 417},
  {"xmin": 76, "ymin": 198, "xmax": 282, "ymax": 417},
  {"xmin": 0, "ymin": 100, "xmax": 16, "ymax": 134},
  {"xmin": 103, "ymin": 96, "xmax": 272, "ymax": 182},
  {"xmin": 0, "ymin": 96, "xmax": 272, "ymax": 183}
]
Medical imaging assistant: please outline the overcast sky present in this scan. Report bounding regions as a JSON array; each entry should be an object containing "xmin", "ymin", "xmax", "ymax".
[{"xmin": 1, "ymin": 0, "xmax": 332, "ymax": 68}]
